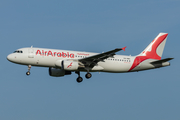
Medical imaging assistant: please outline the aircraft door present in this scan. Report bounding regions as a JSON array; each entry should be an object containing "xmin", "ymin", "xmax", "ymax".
[{"xmin": 28, "ymin": 48, "xmax": 34, "ymax": 58}]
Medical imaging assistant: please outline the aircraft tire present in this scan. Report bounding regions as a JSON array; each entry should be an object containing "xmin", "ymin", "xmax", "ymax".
[
  {"xmin": 26, "ymin": 71, "xmax": 30, "ymax": 76},
  {"xmin": 85, "ymin": 73, "xmax": 92, "ymax": 79},
  {"xmin": 77, "ymin": 77, "xmax": 83, "ymax": 83}
]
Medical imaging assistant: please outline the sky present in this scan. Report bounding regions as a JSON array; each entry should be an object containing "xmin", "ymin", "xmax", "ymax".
[{"xmin": 0, "ymin": 0, "xmax": 180, "ymax": 120}]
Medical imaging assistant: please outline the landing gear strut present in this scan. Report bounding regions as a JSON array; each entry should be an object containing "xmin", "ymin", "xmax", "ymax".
[
  {"xmin": 26, "ymin": 65, "xmax": 31, "ymax": 76},
  {"xmin": 75, "ymin": 71, "xmax": 83, "ymax": 83}
]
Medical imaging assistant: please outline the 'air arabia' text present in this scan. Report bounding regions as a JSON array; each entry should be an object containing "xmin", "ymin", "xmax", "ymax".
[{"xmin": 36, "ymin": 50, "xmax": 74, "ymax": 58}]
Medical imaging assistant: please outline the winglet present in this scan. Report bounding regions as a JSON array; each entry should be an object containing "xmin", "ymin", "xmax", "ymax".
[{"xmin": 122, "ymin": 46, "xmax": 126, "ymax": 51}]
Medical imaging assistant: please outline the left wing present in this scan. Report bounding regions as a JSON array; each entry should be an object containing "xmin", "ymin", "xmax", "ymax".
[{"xmin": 79, "ymin": 47, "xmax": 126, "ymax": 68}]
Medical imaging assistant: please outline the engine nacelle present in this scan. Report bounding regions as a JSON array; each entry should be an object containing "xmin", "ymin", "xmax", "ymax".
[
  {"xmin": 49, "ymin": 67, "xmax": 71, "ymax": 77},
  {"xmin": 55, "ymin": 60, "xmax": 63, "ymax": 68},
  {"xmin": 62, "ymin": 60, "xmax": 79, "ymax": 71}
]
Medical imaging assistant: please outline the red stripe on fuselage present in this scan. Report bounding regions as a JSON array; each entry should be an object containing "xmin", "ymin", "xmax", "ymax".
[{"xmin": 128, "ymin": 56, "xmax": 148, "ymax": 71}]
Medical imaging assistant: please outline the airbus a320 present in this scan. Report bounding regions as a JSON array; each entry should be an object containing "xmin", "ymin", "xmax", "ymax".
[{"xmin": 7, "ymin": 33, "xmax": 173, "ymax": 83}]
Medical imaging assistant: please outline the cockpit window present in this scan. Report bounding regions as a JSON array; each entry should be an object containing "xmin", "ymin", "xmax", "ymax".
[{"xmin": 13, "ymin": 50, "xmax": 23, "ymax": 53}]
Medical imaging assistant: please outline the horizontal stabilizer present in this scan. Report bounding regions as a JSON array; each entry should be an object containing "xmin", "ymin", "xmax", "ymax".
[{"xmin": 150, "ymin": 58, "xmax": 174, "ymax": 64}]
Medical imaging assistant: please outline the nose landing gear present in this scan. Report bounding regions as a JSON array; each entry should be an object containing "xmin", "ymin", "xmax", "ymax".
[{"xmin": 26, "ymin": 65, "xmax": 31, "ymax": 76}]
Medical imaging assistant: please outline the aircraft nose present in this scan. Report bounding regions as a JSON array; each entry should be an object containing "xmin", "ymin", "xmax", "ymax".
[{"xmin": 7, "ymin": 54, "xmax": 14, "ymax": 62}]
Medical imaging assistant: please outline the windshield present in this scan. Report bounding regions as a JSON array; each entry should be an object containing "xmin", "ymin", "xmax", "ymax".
[{"xmin": 13, "ymin": 50, "xmax": 23, "ymax": 53}]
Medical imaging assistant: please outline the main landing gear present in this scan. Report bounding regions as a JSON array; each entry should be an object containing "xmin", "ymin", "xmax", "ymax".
[
  {"xmin": 85, "ymin": 72, "xmax": 92, "ymax": 79},
  {"xmin": 75, "ymin": 71, "xmax": 92, "ymax": 83},
  {"xmin": 75, "ymin": 71, "xmax": 83, "ymax": 83},
  {"xmin": 26, "ymin": 65, "xmax": 31, "ymax": 76}
]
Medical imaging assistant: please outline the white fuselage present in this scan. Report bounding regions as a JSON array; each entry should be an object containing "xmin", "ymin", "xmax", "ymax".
[
  {"xmin": 6, "ymin": 33, "xmax": 172, "ymax": 82},
  {"xmin": 7, "ymin": 47, "xmax": 165, "ymax": 73}
]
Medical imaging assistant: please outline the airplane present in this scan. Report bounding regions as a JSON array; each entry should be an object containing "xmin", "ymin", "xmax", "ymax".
[{"xmin": 7, "ymin": 33, "xmax": 173, "ymax": 83}]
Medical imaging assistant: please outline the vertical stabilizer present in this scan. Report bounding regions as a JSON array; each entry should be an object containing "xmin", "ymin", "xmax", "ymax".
[{"xmin": 138, "ymin": 33, "xmax": 168, "ymax": 60}]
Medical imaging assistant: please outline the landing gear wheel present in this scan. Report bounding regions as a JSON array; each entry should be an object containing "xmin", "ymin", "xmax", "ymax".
[
  {"xmin": 85, "ymin": 73, "xmax": 92, "ymax": 79},
  {"xmin": 26, "ymin": 65, "xmax": 31, "ymax": 76},
  {"xmin": 77, "ymin": 77, "xmax": 83, "ymax": 83},
  {"xmin": 26, "ymin": 71, "xmax": 30, "ymax": 76}
]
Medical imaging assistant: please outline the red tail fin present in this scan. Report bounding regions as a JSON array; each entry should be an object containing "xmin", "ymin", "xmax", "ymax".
[
  {"xmin": 129, "ymin": 33, "xmax": 168, "ymax": 72},
  {"xmin": 138, "ymin": 33, "xmax": 168, "ymax": 60}
]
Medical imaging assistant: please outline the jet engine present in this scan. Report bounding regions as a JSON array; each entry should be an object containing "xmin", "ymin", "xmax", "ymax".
[{"xmin": 49, "ymin": 67, "xmax": 71, "ymax": 77}]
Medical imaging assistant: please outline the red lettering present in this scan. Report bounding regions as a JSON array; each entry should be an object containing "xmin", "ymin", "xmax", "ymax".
[
  {"xmin": 42, "ymin": 50, "xmax": 44, "ymax": 56},
  {"xmin": 77, "ymin": 53, "xmax": 89, "ymax": 56},
  {"xmin": 36, "ymin": 50, "xmax": 41, "ymax": 55},
  {"xmin": 57, "ymin": 52, "xmax": 61, "ymax": 57},
  {"xmin": 54, "ymin": 52, "xmax": 56, "ymax": 57},
  {"xmin": 47, "ymin": 51, "xmax": 53, "ymax": 56},
  {"xmin": 67, "ymin": 52, "xmax": 69, "ymax": 58},
  {"xmin": 36, "ymin": 50, "xmax": 74, "ymax": 58},
  {"xmin": 70, "ymin": 54, "xmax": 74, "ymax": 58},
  {"xmin": 45, "ymin": 51, "xmax": 47, "ymax": 56},
  {"xmin": 62, "ymin": 52, "xmax": 66, "ymax": 58}
]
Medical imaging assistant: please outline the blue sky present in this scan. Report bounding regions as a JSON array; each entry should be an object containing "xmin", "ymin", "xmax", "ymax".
[{"xmin": 1, "ymin": 0, "xmax": 180, "ymax": 120}]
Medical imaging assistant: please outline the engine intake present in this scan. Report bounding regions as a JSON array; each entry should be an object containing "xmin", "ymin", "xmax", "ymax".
[{"xmin": 49, "ymin": 67, "xmax": 71, "ymax": 77}]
